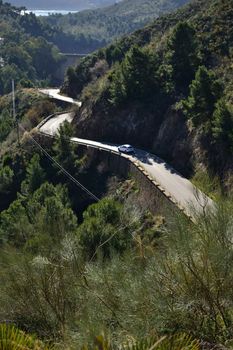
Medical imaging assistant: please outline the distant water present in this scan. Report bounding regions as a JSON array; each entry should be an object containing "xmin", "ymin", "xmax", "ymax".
[{"xmin": 24, "ymin": 10, "xmax": 78, "ymax": 16}]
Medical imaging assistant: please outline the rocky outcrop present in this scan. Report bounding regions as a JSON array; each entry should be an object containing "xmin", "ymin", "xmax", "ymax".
[{"xmin": 73, "ymin": 100, "xmax": 195, "ymax": 176}]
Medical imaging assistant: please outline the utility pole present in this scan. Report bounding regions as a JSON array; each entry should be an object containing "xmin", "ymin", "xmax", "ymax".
[{"xmin": 12, "ymin": 79, "xmax": 20, "ymax": 147}]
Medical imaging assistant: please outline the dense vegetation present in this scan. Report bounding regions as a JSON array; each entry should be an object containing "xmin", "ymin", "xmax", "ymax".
[
  {"xmin": 19, "ymin": 10, "xmax": 107, "ymax": 54},
  {"xmin": 0, "ymin": 0, "xmax": 233, "ymax": 348},
  {"xmin": 0, "ymin": 89, "xmax": 59, "ymax": 146},
  {"xmin": 1, "ymin": 0, "xmax": 190, "ymax": 57},
  {"xmin": 0, "ymin": 0, "xmax": 105, "ymax": 92},
  {"xmin": 0, "ymin": 1, "xmax": 67, "ymax": 94},
  {"xmin": 0, "ymin": 323, "xmax": 201, "ymax": 350},
  {"xmin": 42, "ymin": 0, "xmax": 189, "ymax": 52},
  {"xmin": 0, "ymin": 112, "xmax": 173, "ymax": 346},
  {"xmin": 62, "ymin": 0, "xmax": 233, "ymax": 190},
  {"xmin": 1, "ymin": 119, "xmax": 233, "ymax": 347},
  {"xmin": 9, "ymin": 0, "xmax": 119, "ymax": 11},
  {"xmin": 0, "ymin": 138, "xmax": 233, "ymax": 347}
]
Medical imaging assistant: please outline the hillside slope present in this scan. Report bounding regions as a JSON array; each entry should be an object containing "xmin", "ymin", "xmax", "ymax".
[
  {"xmin": 1, "ymin": 1, "xmax": 233, "ymax": 346},
  {"xmin": 43, "ymin": 0, "xmax": 189, "ymax": 51},
  {"xmin": 8, "ymin": 0, "xmax": 121, "ymax": 11},
  {"xmin": 62, "ymin": 0, "xmax": 233, "ymax": 191},
  {"xmin": 0, "ymin": 2, "xmax": 67, "ymax": 93}
]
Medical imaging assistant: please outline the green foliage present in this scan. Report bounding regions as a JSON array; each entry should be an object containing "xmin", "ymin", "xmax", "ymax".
[
  {"xmin": 110, "ymin": 46, "xmax": 160, "ymax": 106},
  {"xmin": 24, "ymin": 37, "xmax": 62, "ymax": 80},
  {"xmin": 159, "ymin": 203, "xmax": 233, "ymax": 342},
  {"xmin": 82, "ymin": 333, "xmax": 199, "ymax": 350},
  {"xmin": 78, "ymin": 202, "xmax": 233, "ymax": 343},
  {"xmin": 1, "ymin": 197, "xmax": 233, "ymax": 345},
  {"xmin": 0, "ymin": 182, "xmax": 77, "ymax": 249},
  {"xmin": 43, "ymin": 0, "xmax": 188, "ymax": 53},
  {"xmin": 212, "ymin": 99, "xmax": 233, "ymax": 151},
  {"xmin": 28, "ymin": 182, "xmax": 70, "ymax": 210},
  {"xmin": 0, "ymin": 199, "xmax": 32, "ymax": 247},
  {"xmin": 191, "ymin": 170, "xmax": 222, "ymax": 201},
  {"xmin": 0, "ymin": 165, "xmax": 14, "ymax": 193},
  {"xmin": 182, "ymin": 66, "xmax": 222, "ymax": 127},
  {"xmin": 21, "ymin": 154, "xmax": 46, "ymax": 195},
  {"xmin": 150, "ymin": 333, "xmax": 200, "ymax": 350},
  {"xmin": 0, "ymin": 152, "xmax": 24, "ymax": 212},
  {"xmin": 0, "ymin": 0, "xmax": 233, "ymax": 347},
  {"xmin": 0, "ymin": 109, "xmax": 12, "ymax": 142},
  {"xmin": 128, "ymin": 333, "xmax": 199, "ymax": 350},
  {"xmin": 109, "ymin": 64, "xmax": 127, "ymax": 106},
  {"xmin": 0, "ymin": 243, "xmax": 85, "ymax": 339},
  {"xmin": 24, "ymin": 99, "xmax": 57, "ymax": 128},
  {"xmin": 25, "ymin": 182, "xmax": 78, "ymax": 252},
  {"xmin": 0, "ymin": 64, "xmax": 27, "ymax": 95},
  {"xmin": 62, "ymin": 0, "xmax": 233, "ymax": 99},
  {"xmin": 62, "ymin": 55, "xmax": 98, "ymax": 97},
  {"xmin": 0, "ymin": 89, "xmax": 56, "ymax": 144},
  {"xmin": 167, "ymin": 21, "xmax": 200, "ymax": 88},
  {"xmin": 121, "ymin": 46, "xmax": 158, "ymax": 100},
  {"xmin": 78, "ymin": 198, "xmax": 133, "ymax": 259},
  {"xmin": 59, "ymin": 0, "xmax": 233, "ymax": 188},
  {"xmin": 65, "ymin": 66, "xmax": 78, "ymax": 98},
  {"xmin": 0, "ymin": 1, "xmax": 63, "ymax": 94},
  {"xmin": 0, "ymin": 324, "xmax": 200, "ymax": 350},
  {"xmin": 0, "ymin": 323, "xmax": 52, "ymax": 350},
  {"xmin": 105, "ymin": 44, "xmax": 124, "ymax": 65},
  {"xmin": 53, "ymin": 121, "xmax": 79, "ymax": 174},
  {"xmin": 2, "ymin": 45, "xmax": 33, "ymax": 74},
  {"xmin": 182, "ymin": 66, "xmax": 233, "ymax": 153}
]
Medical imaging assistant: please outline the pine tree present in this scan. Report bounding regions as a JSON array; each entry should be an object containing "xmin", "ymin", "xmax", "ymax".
[
  {"xmin": 212, "ymin": 99, "xmax": 233, "ymax": 151},
  {"xmin": 167, "ymin": 21, "xmax": 200, "ymax": 88},
  {"xmin": 109, "ymin": 63, "xmax": 127, "ymax": 106},
  {"xmin": 110, "ymin": 45, "xmax": 158, "ymax": 105},
  {"xmin": 53, "ymin": 121, "xmax": 79, "ymax": 174},
  {"xmin": 78, "ymin": 198, "xmax": 130, "ymax": 259},
  {"xmin": 0, "ymin": 165, "xmax": 14, "ymax": 194},
  {"xmin": 66, "ymin": 66, "xmax": 78, "ymax": 98},
  {"xmin": 122, "ymin": 45, "xmax": 157, "ymax": 100},
  {"xmin": 21, "ymin": 153, "xmax": 45, "ymax": 195},
  {"xmin": 0, "ymin": 199, "xmax": 32, "ymax": 246},
  {"xmin": 182, "ymin": 66, "xmax": 222, "ymax": 127}
]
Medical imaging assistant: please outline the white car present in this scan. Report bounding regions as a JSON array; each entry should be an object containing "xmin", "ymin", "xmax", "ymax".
[{"xmin": 118, "ymin": 144, "xmax": 135, "ymax": 154}]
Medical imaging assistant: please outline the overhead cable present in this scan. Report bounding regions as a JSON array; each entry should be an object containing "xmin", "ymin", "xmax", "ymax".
[{"xmin": 19, "ymin": 124, "xmax": 100, "ymax": 202}]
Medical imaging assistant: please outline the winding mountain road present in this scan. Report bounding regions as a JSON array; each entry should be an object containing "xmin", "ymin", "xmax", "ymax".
[
  {"xmin": 38, "ymin": 108, "xmax": 215, "ymax": 220},
  {"xmin": 39, "ymin": 88, "xmax": 82, "ymax": 106}
]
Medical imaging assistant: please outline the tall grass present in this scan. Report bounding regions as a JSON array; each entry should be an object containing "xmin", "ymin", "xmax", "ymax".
[{"xmin": 0, "ymin": 201, "xmax": 232, "ymax": 347}]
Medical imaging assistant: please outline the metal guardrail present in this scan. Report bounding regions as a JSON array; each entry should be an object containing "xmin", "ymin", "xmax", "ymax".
[
  {"xmin": 36, "ymin": 111, "xmax": 73, "ymax": 130},
  {"xmin": 37, "ymin": 112, "xmax": 195, "ymax": 222}
]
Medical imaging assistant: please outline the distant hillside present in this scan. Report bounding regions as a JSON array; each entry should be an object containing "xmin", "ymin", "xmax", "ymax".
[
  {"xmin": 1, "ymin": 0, "xmax": 233, "ymax": 347},
  {"xmin": 62, "ymin": 0, "xmax": 233, "ymax": 191},
  {"xmin": 0, "ymin": 1, "xmax": 66, "ymax": 94},
  {"xmin": 7, "ymin": 0, "xmax": 121, "ymax": 11},
  {"xmin": 43, "ymin": 0, "xmax": 189, "ymax": 51}
]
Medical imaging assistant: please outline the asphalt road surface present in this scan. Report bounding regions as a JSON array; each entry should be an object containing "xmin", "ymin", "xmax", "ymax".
[
  {"xmin": 39, "ymin": 89, "xmax": 82, "ymax": 106},
  {"xmin": 39, "ymin": 112, "xmax": 215, "ymax": 219}
]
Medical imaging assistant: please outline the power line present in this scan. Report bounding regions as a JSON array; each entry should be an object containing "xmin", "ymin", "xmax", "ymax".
[
  {"xmin": 18, "ymin": 124, "xmax": 100, "ymax": 202},
  {"xmin": 12, "ymin": 80, "xmax": 20, "ymax": 147},
  {"xmin": 19, "ymin": 124, "xmax": 155, "ymax": 266}
]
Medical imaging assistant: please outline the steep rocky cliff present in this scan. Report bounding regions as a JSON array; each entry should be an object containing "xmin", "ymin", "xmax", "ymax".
[{"xmin": 65, "ymin": 0, "xmax": 233, "ymax": 189}]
